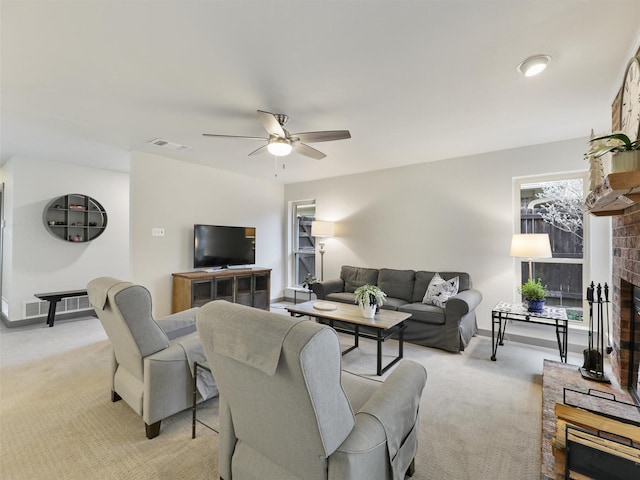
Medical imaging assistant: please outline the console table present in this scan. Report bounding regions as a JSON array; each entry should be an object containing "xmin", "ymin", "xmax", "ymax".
[
  {"xmin": 171, "ymin": 268, "xmax": 271, "ymax": 313},
  {"xmin": 491, "ymin": 301, "xmax": 568, "ymax": 362}
]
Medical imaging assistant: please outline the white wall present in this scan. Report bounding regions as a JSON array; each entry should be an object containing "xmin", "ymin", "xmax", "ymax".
[
  {"xmin": 284, "ymin": 137, "xmax": 612, "ymax": 340},
  {"xmin": 130, "ymin": 152, "xmax": 284, "ymax": 318},
  {"xmin": 0, "ymin": 156, "xmax": 130, "ymax": 323}
]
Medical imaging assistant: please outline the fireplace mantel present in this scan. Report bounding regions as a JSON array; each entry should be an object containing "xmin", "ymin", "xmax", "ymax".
[{"xmin": 585, "ymin": 171, "xmax": 640, "ymax": 216}]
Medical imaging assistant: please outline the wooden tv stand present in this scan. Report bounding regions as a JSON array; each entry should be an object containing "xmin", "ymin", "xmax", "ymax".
[{"xmin": 172, "ymin": 268, "xmax": 271, "ymax": 313}]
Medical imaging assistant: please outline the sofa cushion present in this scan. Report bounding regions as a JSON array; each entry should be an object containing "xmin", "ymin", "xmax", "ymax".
[
  {"xmin": 380, "ymin": 297, "xmax": 408, "ymax": 311},
  {"xmin": 412, "ymin": 271, "xmax": 470, "ymax": 302},
  {"xmin": 378, "ymin": 268, "xmax": 415, "ymax": 303},
  {"xmin": 422, "ymin": 273, "xmax": 459, "ymax": 308},
  {"xmin": 341, "ymin": 266, "xmax": 379, "ymax": 293},
  {"xmin": 398, "ymin": 303, "xmax": 446, "ymax": 325},
  {"xmin": 325, "ymin": 292, "xmax": 357, "ymax": 304}
]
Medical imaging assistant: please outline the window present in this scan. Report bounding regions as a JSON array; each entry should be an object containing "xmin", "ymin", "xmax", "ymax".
[
  {"xmin": 291, "ymin": 201, "xmax": 316, "ymax": 286},
  {"xmin": 516, "ymin": 175, "xmax": 586, "ymax": 321}
]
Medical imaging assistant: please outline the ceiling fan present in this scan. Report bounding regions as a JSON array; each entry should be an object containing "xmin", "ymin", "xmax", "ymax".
[{"xmin": 203, "ymin": 110, "xmax": 351, "ymax": 160}]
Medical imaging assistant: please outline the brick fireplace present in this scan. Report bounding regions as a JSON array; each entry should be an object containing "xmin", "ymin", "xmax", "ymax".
[
  {"xmin": 610, "ymin": 202, "xmax": 640, "ymax": 402},
  {"xmin": 606, "ymin": 46, "xmax": 640, "ymax": 401}
]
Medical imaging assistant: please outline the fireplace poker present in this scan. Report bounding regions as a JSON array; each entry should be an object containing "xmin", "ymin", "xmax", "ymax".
[
  {"xmin": 596, "ymin": 283, "xmax": 604, "ymax": 374},
  {"xmin": 604, "ymin": 282, "xmax": 612, "ymax": 354},
  {"xmin": 582, "ymin": 282, "xmax": 596, "ymax": 371}
]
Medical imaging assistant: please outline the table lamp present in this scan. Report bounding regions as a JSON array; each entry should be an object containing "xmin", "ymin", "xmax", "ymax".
[{"xmin": 510, "ymin": 233, "xmax": 552, "ymax": 281}]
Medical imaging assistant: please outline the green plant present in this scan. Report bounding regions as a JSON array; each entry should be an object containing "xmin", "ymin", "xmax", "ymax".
[
  {"xmin": 518, "ymin": 278, "xmax": 547, "ymax": 301},
  {"xmin": 586, "ymin": 132, "xmax": 640, "ymax": 158},
  {"xmin": 353, "ymin": 284, "xmax": 387, "ymax": 307},
  {"xmin": 301, "ymin": 274, "xmax": 317, "ymax": 290}
]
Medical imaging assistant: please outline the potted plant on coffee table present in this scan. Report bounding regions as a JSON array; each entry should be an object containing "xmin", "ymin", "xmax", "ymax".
[
  {"xmin": 354, "ymin": 284, "xmax": 387, "ymax": 319},
  {"xmin": 518, "ymin": 278, "xmax": 547, "ymax": 313}
]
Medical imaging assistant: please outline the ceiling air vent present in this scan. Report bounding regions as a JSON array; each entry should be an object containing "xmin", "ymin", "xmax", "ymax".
[{"xmin": 148, "ymin": 138, "xmax": 191, "ymax": 150}]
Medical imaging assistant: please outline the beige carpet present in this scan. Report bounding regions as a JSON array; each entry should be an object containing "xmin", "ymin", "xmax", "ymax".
[{"xmin": 0, "ymin": 319, "xmax": 582, "ymax": 479}]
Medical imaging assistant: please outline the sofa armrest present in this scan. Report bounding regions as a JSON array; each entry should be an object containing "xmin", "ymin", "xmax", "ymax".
[
  {"xmin": 312, "ymin": 279, "xmax": 345, "ymax": 300},
  {"xmin": 445, "ymin": 288, "xmax": 483, "ymax": 318},
  {"xmin": 157, "ymin": 307, "xmax": 198, "ymax": 340}
]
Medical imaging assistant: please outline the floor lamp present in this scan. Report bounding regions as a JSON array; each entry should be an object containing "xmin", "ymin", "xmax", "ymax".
[
  {"xmin": 311, "ymin": 220, "xmax": 335, "ymax": 281},
  {"xmin": 510, "ymin": 233, "xmax": 552, "ymax": 281}
]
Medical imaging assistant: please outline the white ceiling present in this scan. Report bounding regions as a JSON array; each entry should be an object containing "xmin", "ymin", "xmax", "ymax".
[{"xmin": 2, "ymin": 1, "xmax": 640, "ymax": 184}]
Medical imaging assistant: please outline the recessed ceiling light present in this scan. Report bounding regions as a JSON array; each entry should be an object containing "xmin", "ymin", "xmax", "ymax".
[{"xmin": 517, "ymin": 55, "xmax": 552, "ymax": 77}]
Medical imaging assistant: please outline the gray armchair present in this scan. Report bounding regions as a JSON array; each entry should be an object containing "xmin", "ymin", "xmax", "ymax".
[
  {"xmin": 87, "ymin": 277, "xmax": 217, "ymax": 439},
  {"xmin": 197, "ymin": 300, "xmax": 427, "ymax": 480}
]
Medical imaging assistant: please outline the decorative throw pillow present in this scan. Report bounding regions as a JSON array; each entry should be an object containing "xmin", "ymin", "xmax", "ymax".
[{"xmin": 422, "ymin": 273, "xmax": 459, "ymax": 308}]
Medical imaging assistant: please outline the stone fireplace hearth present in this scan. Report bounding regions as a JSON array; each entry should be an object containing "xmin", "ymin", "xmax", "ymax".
[{"xmin": 611, "ymin": 203, "xmax": 640, "ymax": 403}]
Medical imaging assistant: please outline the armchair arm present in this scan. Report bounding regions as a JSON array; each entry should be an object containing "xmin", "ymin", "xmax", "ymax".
[
  {"xmin": 143, "ymin": 342, "xmax": 194, "ymax": 425},
  {"xmin": 358, "ymin": 361, "xmax": 426, "ymax": 452},
  {"xmin": 345, "ymin": 361, "xmax": 426, "ymax": 480},
  {"xmin": 445, "ymin": 288, "xmax": 482, "ymax": 318},
  {"xmin": 312, "ymin": 279, "xmax": 345, "ymax": 300},
  {"xmin": 156, "ymin": 307, "xmax": 198, "ymax": 340}
]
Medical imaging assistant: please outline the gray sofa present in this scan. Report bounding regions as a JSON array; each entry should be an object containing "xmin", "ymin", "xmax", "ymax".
[{"xmin": 312, "ymin": 265, "xmax": 482, "ymax": 353}]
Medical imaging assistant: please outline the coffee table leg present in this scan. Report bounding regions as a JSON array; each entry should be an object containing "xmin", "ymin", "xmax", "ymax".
[{"xmin": 377, "ymin": 330, "xmax": 383, "ymax": 376}]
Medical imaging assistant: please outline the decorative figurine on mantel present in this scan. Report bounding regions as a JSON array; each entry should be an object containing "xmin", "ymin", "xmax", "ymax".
[{"xmin": 586, "ymin": 129, "xmax": 605, "ymax": 192}]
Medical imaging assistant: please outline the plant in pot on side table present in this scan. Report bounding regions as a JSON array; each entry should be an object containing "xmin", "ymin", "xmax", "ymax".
[
  {"xmin": 518, "ymin": 278, "xmax": 547, "ymax": 313},
  {"xmin": 353, "ymin": 284, "xmax": 387, "ymax": 319},
  {"xmin": 301, "ymin": 274, "xmax": 318, "ymax": 291}
]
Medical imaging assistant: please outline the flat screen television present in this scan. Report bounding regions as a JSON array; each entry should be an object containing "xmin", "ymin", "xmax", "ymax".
[{"xmin": 193, "ymin": 224, "xmax": 256, "ymax": 269}]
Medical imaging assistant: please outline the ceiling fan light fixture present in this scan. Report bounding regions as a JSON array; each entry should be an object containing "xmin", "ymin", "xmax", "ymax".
[
  {"xmin": 517, "ymin": 55, "xmax": 552, "ymax": 77},
  {"xmin": 267, "ymin": 138, "xmax": 292, "ymax": 156}
]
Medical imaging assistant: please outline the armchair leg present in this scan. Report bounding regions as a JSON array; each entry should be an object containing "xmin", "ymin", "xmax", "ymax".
[
  {"xmin": 145, "ymin": 421, "xmax": 161, "ymax": 439},
  {"xmin": 111, "ymin": 390, "xmax": 122, "ymax": 402},
  {"xmin": 406, "ymin": 458, "xmax": 416, "ymax": 477}
]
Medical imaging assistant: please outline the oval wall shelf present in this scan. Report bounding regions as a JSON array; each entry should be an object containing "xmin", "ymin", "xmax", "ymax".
[{"xmin": 43, "ymin": 193, "xmax": 108, "ymax": 243}]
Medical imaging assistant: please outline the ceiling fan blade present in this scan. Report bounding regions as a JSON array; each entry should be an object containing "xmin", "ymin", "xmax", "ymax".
[
  {"xmin": 248, "ymin": 144, "xmax": 269, "ymax": 156},
  {"xmin": 202, "ymin": 133, "xmax": 267, "ymax": 140},
  {"xmin": 292, "ymin": 130, "xmax": 351, "ymax": 143},
  {"xmin": 293, "ymin": 142, "xmax": 326, "ymax": 160},
  {"xmin": 257, "ymin": 110, "xmax": 286, "ymax": 137}
]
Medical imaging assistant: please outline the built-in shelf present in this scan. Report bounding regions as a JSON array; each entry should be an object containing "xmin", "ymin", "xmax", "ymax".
[{"xmin": 584, "ymin": 171, "xmax": 640, "ymax": 216}]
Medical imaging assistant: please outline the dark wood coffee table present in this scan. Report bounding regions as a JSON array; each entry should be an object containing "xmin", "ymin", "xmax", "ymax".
[{"xmin": 287, "ymin": 300, "xmax": 410, "ymax": 375}]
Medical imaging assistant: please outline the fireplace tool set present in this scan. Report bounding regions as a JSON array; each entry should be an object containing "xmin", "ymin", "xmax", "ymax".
[{"xmin": 580, "ymin": 281, "xmax": 611, "ymax": 383}]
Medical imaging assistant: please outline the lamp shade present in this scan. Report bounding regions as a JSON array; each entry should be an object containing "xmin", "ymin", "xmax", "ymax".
[
  {"xmin": 311, "ymin": 220, "xmax": 335, "ymax": 237},
  {"xmin": 510, "ymin": 234, "xmax": 552, "ymax": 259}
]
